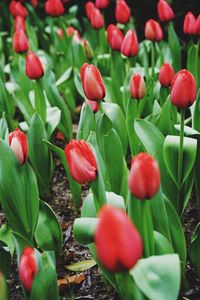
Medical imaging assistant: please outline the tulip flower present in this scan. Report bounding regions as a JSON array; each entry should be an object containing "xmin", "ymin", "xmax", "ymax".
[
  {"xmin": 129, "ymin": 153, "xmax": 160, "ymax": 200},
  {"xmin": 130, "ymin": 74, "xmax": 146, "ymax": 100},
  {"xmin": 85, "ymin": 1, "xmax": 95, "ymax": 20},
  {"xmin": 26, "ymin": 51, "xmax": 44, "ymax": 80},
  {"xmin": 90, "ymin": 8, "xmax": 104, "ymax": 30},
  {"xmin": 80, "ymin": 63, "xmax": 106, "ymax": 101},
  {"xmin": 183, "ymin": 12, "xmax": 196, "ymax": 35},
  {"xmin": 31, "ymin": 0, "xmax": 38, "ymax": 8},
  {"xmin": 145, "ymin": 19, "xmax": 163, "ymax": 41},
  {"xmin": 83, "ymin": 39, "xmax": 94, "ymax": 60},
  {"xmin": 45, "ymin": 0, "xmax": 65, "ymax": 16},
  {"xmin": 14, "ymin": 16, "xmax": 26, "ymax": 32},
  {"xmin": 121, "ymin": 29, "xmax": 139, "ymax": 57},
  {"xmin": 9, "ymin": 128, "xmax": 28, "ymax": 165},
  {"xmin": 95, "ymin": 204, "xmax": 142, "ymax": 272},
  {"xmin": 195, "ymin": 15, "xmax": 200, "ymax": 35},
  {"xmin": 86, "ymin": 98, "xmax": 99, "ymax": 113},
  {"xmin": 170, "ymin": 69, "xmax": 196, "ymax": 109},
  {"xmin": 95, "ymin": 0, "xmax": 109, "ymax": 9},
  {"xmin": 13, "ymin": 29, "xmax": 29, "ymax": 54},
  {"xmin": 157, "ymin": 0, "xmax": 174, "ymax": 22},
  {"xmin": 159, "ymin": 63, "xmax": 175, "ymax": 87},
  {"xmin": 115, "ymin": 0, "xmax": 131, "ymax": 24},
  {"xmin": 107, "ymin": 24, "xmax": 124, "ymax": 51},
  {"xmin": 9, "ymin": 1, "xmax": 28, "ymax": 18},
  {"xmin": 19, "ymin": 247, "xmax": 37, "ymax": 292},
  {"xmin": 65, "ymin": 139, "xmax": 98, "ymax": 184}
]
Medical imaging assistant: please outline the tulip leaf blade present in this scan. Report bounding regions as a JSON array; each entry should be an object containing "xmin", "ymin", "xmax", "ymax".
[{"xmin": 190, "ymin": 222, "xmax": 200, "ymax": 279}]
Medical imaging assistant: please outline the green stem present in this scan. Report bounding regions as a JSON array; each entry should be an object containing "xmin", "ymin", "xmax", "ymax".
[
  {"xmin": 98, "ymin": 100, "xmax": 104, "ymax": 114},
  {"xmin": 151, "ymin": 41, "xmax": 155, "ymax": 78},
  {"xmin": 116, "ymin": 272, "xmax": 144, "ymax": 300},
  {"xmin": 136, "ymin": 101, "xmax": 140, "ymax": 119},
  {"xmin": 178, "ymin": 109, "xmax": 185, "ymax": 189},
  {"xmin": 34, "ymin": 79, "xmax": 46, "ymax": 124},
  {"xmin": 90, "ymin": 172, "xmax": 107, "ymax": 213}
]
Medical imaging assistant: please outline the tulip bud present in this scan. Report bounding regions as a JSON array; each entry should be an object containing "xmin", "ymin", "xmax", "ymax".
[
  {"xmin": 56, "ymin": 28, "xmax": 64, "ymax": 39},
  {"xmin": 145, "ymin": 19, "xmax": 163, "ymax": 41},
  {"xmin": 26, "ymin": 51, "xmax": 44, "ymax": 80},
  {"xmin": 107, "ymin": 24, "xmax": 124, "ymax": 51},
  {"xmin": 196, "ymin": 15, "xmax": 200, "ymax": 35},
  {"xmin": 31, "ymin": 0, "xmax": 38, "ymax": 8},
  {"xmin": 90, "ymin": 8, "xmax": 104, "ymax": 29},
  {"xmin": 83, "ymin": 39, "xmax": 94, "ymax": 60},
  {"xmin": 9, "ymin": 128, "xmax": 28, "ymax": 165},
  {"xmin": 9, "ymin": 1, "xmax": 27, "ymax": 18},
  {"xmin": 157, "ymin": 0, "xmax": 174, "ymax": 22},
  {"xmin": 158, "ymin": 63, "xmax": 175, "ymax": 87},
  {"xmin": 80, "ymin": 63, "xmax": 106, "ymax": 101},
  {"xmin": 13, "ymin": 29, "xmax": 29, "ymax": 54},
  {"xmin": 95, "ymin": 205, "xmax": 143, "ymax": 272},
  {"xmin": 66, "ymin": 26, "xmax": 82, "ymax": 43},
  {"xmin": 86, "ymin": 98, "xmax": 99, "ymax": 113},
  {"xmin": 129, "ymin": 153, "xmax": 160, "ymax": 200},
  {"xmin": 121, "ymin": 29, "xmax": 138, "ymax": 57},
  {"xmin": 85, "ymin": 1, "xmax": 95, "ymax": 20},
  {"xmin": 14, "ymin": 16, "xmax": 26, "ymax": 32},
  {"xmin": 183, "ymin": 12, "xmax": 196, "ymax": 35},
  {"xmin": 95, "ymin": 0, "xmax": 109, "ymax": 9},
  {"xmin": 45, "ymin": 0, "xmax": 65, "ymax": 16},
  {"xmin": 130, "ymin": 74, "xmax": 146, "ymax": 100},
  {"xmin": 19, "ymin": 247, "xmax": 37, "ymax": 292},
  {"xmin": 65, "ymin": 139, "xmax": 98, "ymax": 184},
  {"xmin": 170, "ymin": 69, "xmax": 197, "ymax": 109},
  {"xmin": 115, "ymin": 0, "xmax": 131, "ymax": 24}
]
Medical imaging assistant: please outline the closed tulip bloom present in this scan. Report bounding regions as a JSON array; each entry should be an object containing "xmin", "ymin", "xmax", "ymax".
[
  {"xmin": 80, "ymin": 63, "xmax": 106, "ymax": 101},
  {"xmin": 45, "ymin": 0, "xmax": 64, "ymax": 16},
  {"xmin": 83, "ymin": 39, "xmax": 94, "ymax": 60},
  {"xmin": 115, "ymin": 0, "xmax": 131, "ymax": 24},
  {"xmin": 145, "ymin": 19, "xmax": 163, "ymax": 41},
  {"xmin": 95, "ymin": 205, "xmax": 143, "ymax": 272},
  {"xmin": 86, "ymin": 99, "xmax": 99, "ymax": 113},
  {"xmin": 19, "ymin": 247, "xmax": 37, "ymax": 292},
  {"xmin": 66, "ymin": 26, "xmax": 82, "ymax": 42},
  {"xmin": 170, "ymin": 69, "xmax": 197, "ymax": 109},
  {"xmin": 95, "ymin": 0, "xmax": 109, "ymax": 9},
  {"xmin": 129, "ymin": 153, "xmax": 160, "ymax": 200},
  {"xmin": 121, "ymin": 29, "xmax": 138, "ymax": 57},
  {"xmin": 31, "ymin": 0, "xmax": 38, "ymax": 8},
  {"xmin": 90, "ymin": 8, "xmax": 104, "ymax": 29},
  {"xmin": 10, "ymin": 1, "xmax": 28, "ymax": 18},
  {"xmin": 195, "ymin": 15, "xmax": 200, "ymax": 35},
  {"xmin": 107, "ymin": 24, "xmax": 124, "ymax": 51},
  {"xmin": 157, "ymin": 0, "xmax": 174, "ymax": 22},
  {"xmin": 13, "ymin": 29, "xmax": 29, "ymax": 53},
  {"xmin": 85, "ymin": 1, "xmax": 95, "ymax": 20},
  {"xmin": 65, "ymin": 140, "xmax": 98, "ymax": 184},
  {"xmin": 26, "ymin": 51, "xmax": 44, "ymax": 80},
  {"xmin": 130, "ymin": 74, "xmax": 146, "ymax": 100},
  {"xmin": 158, "ymin": 63, "xmax": 175, "ymax": 87},
  {"xmin": 14, "ymin": 16, "xmax": 26, "ymax": 32},
  {"xmin": 183, "ymin": 12, "xmax": 196, "ymax": 35},
  {"xmin": 9, "ymin": 128, "xmax": 28, "ymax": 165}
]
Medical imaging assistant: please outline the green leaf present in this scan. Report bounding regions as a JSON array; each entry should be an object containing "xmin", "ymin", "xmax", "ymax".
[
  {"xmin": 130, "ymin": 254, "xmax": 181, "ymax": 300},
  {"xmin": 74, "ymin": 69, "xmax": 85, "ymax": 98},
  {"xmin": 0, "ymin": 271, "xmax": 8, "ymax": 300},
  {"xmin": 163, "ymin": 135, "xmax": 197, "ymax": 186},
  {"xmin": 73, "ymin": 218, "xmax": 98, "ymax": 245},
  {"xmin": 168, "ymin": 22, "xmax": 181, "ymax": 72},
  {"xmin": 65, "ymin": 259, "xmax": 96, "ymax": 272},
  {"xmin": 187, "ymin": 45, "xmax": 200, "ymax": 89},
  {"xmin": 154, "ymin": 231, "xmax": 174, "ymax": 255},
  {"xmin": 46, "ymin": 106, "xmax": 61, "ymax": 138},
  {"xmin": 192, "ymin": 88, "xmax": 200, "ymax": 132},
  {"xmin": 56, "ymin": 67, "xmax": 72, "ymax": 87},
  {"xmin": 0, "ymin": 242, "xmax": 11, "ymax": 278},
  {"xmin": 190, "ymin": 222, "xmax": 200, "ymax": 278},
  {"xmin": 34, "ymin": 201, "xmax": 63, "ymax": 253},
  {"xmin": 77, "ymin": 103, "xmax": 95, "ymax": 141},
  {"xmin": 0, "ymin": 224, "xmax": 15, "ymax": 256}
]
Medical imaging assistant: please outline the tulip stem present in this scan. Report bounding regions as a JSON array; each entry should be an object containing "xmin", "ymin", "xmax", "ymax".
[
  {"xmin": 178, "ymin": 109, "xmax": 185, "ymax": 201},
  {"xmin": 91, "ymin": 171, "xmax": 107, "ymax": 213},
  {"xmin": 98, "ymin": 100, "xmax": 104, "ymax": 114},
  {"xmin": 151, "ymin": 41, "xmax": 155, "ymax": 78},
  {"xmin": 136, "ymin": 101, "xmax": 140, "ymax": 119},
  {"xmin": 34, "ymin": 79, "xmax": 46, "ymax": 124}
]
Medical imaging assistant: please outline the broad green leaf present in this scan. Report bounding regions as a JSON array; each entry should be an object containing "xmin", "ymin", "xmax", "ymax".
[
  {"xmin": 65, "ymin": 259, "xmax": 96, "ymax": 272},
  {"xmin": 34, "ymin": 201, "xmax": 63, "ymax": 253},
  {"xmin": 168, "ymin": 22, "xmax": 181, "ymax": 72},
  {"xmin": 77, "ymin": 103, "xmax": 95, "ymax": 141},
  {"xmin": 192, "ymin": 89, "xmax": 200, "ymax": 131},
  {"xmin": 46, "ymin": 106, "xmax": 61, "ymax": 138},
  {"xmin": 190, "ymin": 222, "xmax": 200, "ymax": 278},
  {"xmin": 0, "ymin": 272, "xmax": 8, "ymax": 300},
  {"xmin": 56, "ymin": 67, "xmax": 72, "ymax": 87},
  {"xmin": 154, "ymin": 231, "xmax": 174, "ymax": 255},
  {"xmin": 187, "ymin": 45, "xmax": 200, "ymax": 89},
  {"xmin": 0, "ymin": 224, "xmax": 15, "ymax": 256},
  {"xmin": 130, "ymin": 254, "xmax": 180, "ymax": 300},
  {"xmin": 0, "ymin": 242, "xmax": 11, "ymax": 278},
  {"xmin": 74, "ymin": 69, "xmax": 85, "ymax": 98},
  {"xmin": 73, "ymin": 218, "xmax": 98, "ymax": 245}
]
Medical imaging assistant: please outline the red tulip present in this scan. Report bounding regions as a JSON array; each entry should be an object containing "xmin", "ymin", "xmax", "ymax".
[
  {"xmin": 9, "ymin": 1, "xmax": 27, "ymax": 18},
  {"xmin": 66, "ymin": 26, "xmax": 82, "ymax": 42},
  {"xmin": 80, "ymin": 63, "xmax": 106, "ymax": 101},
  {"xmin": 14, "ymin": 16, "xmax": 26, "ymax": 32},
  {"xmin": 56, "ymin": 131, "xmax": 64, "ymax": 140},
  {"xmin": 183, "ymin": 12, "xmax": 196, "ymax": 35},
  {"xmin": 26, "ymin": 51, "xmax": 44, "ymax": 80},
  {"xmin": 86, "ymin": 99, "xmax": 99, "ymax": 113},
  {"xmin": 115, "ymin": 0, "xmax": 131, "ymax": 24},
  {"xmin": 157, "ymin": 0, "xmax": 174, "ymax": 22},
  {"xmin": 95, "ymin": 0, "xmax": 109, "ymax": 9},
  {"xmin": 121, "ymin": 29, "xmax": 138, "ymax": 57},
  {"xmin": 9, "ymin": 128, "xmax": 28, "ymax": 165},
  {"xmin": 107, "ymin": 24, "xmax": 124, "ymax": 51},
  {"xmin": 129, "ymin": 153, "xmax": 160, "ymax": 200},
  {"xmin": 170, "ymin": 69, "xmax": 197, "ymax": 109},
  {"xmin": 31, "ymin": 0, "xmax": 38, "ymax": 8},
  {"xmin": 196, "ymin": 15, "xmax": 200, "ymax": 35},
  {"xmin": 95, "ymin": 205, "xmax": 142, "ymax": 272},
  {"xmin": 13, "ymin": 29, "xmax": 29, "ymax": 53},
  {"xmin": 130, "ymin": 74, "xmax": 146, "ymax": 100},
  {"xmin": 145, "ymin": 19, "xmax": 163, "ymax": 41},
  {"xmin": 85, "ymin": 1, "xmax": 95, "ymax": 20},
  {"xmin": 158, "ymin": 63, "xmax": 175, "ymax": 87},
  {"xmin": 19, "ymin": 247, "xmax": 37, "ymax": 292},
  {"xmin": 45, "ymin": 0, "xmax": 64, "ymax": 16},
  {"xmin": 65, "ymin": 139, "xmax": 98, "ymax": 184},
  {"xmin": 90, "ymin": 8, "xmax": 104, "ymax": 29}
]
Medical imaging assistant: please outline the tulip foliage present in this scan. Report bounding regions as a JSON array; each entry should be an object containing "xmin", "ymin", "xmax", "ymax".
[{"xmin": 0, "ymin": 0, "xmax": 200, "ymax": 299}]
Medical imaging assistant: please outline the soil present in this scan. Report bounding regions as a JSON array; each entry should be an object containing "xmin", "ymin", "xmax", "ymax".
[{"xmin": 0, "ymin": 136, "xmax": 200, "ymax": 300}]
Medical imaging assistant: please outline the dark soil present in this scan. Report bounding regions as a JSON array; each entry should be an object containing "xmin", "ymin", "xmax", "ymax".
[{"xmin": 1, "ymin": 136, "xmax": 200, "ymax": 300}]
